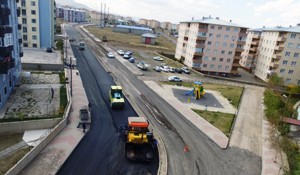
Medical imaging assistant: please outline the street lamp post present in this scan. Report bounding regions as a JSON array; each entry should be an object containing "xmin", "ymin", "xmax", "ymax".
[{"xmin": 70, "ymin": 56, "xmax": 72, "ymax": 96}]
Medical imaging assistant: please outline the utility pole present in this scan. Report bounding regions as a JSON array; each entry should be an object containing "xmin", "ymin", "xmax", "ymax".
[{"xmin": 70, "ymin": 56, "xmax": 72, "ymax": 96}]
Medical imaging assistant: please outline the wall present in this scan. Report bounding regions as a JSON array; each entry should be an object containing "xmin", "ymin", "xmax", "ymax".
[
  {"xmin": 21, "ymin": 63, "xmax": 64, "ymax": 71},
  {"xmin": 39, "ymin": 0, "xmax": 52, "ymax": 48}
]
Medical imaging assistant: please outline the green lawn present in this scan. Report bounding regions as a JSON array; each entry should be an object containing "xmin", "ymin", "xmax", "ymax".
[
  {"xmin": 85, "ymin": 26, "xmax": 176, "ymax": 51},
  {"xmin": 192, "ymin": 110, "xmax": 235, "ymax": 136}
]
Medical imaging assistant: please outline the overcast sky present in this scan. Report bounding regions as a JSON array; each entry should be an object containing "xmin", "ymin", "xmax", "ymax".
[{"xmin": 74, "ymin": 0, "xmax": 300, "ymax": 29}]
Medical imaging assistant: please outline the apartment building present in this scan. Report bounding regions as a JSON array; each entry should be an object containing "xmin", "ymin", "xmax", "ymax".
[
  {"xmin": 251, "ymin": 26, "xmax": 300, "ymax": 85},
  {"xmin": 18, "ymin": 0, "xmax": 56, "ymax": 48},
  {"xmin": 0, "ymin": 0, "xmax": 23, "ymax": 110},
  {"xmin": 240, "ymin": 29, "xmax": 262, "ymax": 73},
  {"xmin": 147, "ymin": 19, "xmax": 160, "ymax": 29},
  {"xmin": 160, "ymin": 22, "xmax": 172, "ymax": 31},
  {"xmin": 138, "ymin": 18, "xmax": 147, "ymax": 25},
  {"xmin": 57, "ymin": 6, "xmax": 86, "ymax": 23},
  {"xmin": 175, "ymin": 17, "xmax": 248, "ymax": 76}
]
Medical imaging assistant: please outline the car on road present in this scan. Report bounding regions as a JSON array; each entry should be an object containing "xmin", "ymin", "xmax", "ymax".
[
  {"xmin": 153, "ymin": 66, "xmax": 161, "ymax": 72},
  {"xmin": 79, "ymin": 41, "xmax": 85, "ymax": 50},
  {"xmin": 153, "ymin": 56, "xmax": 163, "ymax": 61},
  {"xmin": 182, "ymin": 67, "xmax": 190, "ymax": 74},
  {"xmin": 69, "ymin": 38, "xmax": 76, "ymax": 42},
  {"xmin": 175, "ymin": 68, "xmax": 183, "ymax": 73},
  {"xmin": 117, "ymin": 50, "xmax": 124, "ymax": 55},
  {"xmin": 123, "ymin": 54, "xmax": 130, "ymax": 59},
  {"xmin": 169, "ymin": 67, "xmax": 175, "ymax": 73},
  {"xmin": 129, "ymin": 57, "xmax": 135, "ymax": 63},
  {"xmin": 168, "ymin": 76, "xmax": 182, "ymax": 82},
  {"xmin": 107, "ymin": 52, "xmax": 115, "ymax": 58}
]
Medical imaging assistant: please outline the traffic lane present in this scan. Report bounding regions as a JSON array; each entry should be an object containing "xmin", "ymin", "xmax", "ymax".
[{"xmin": 58, "ymin": 28, "xmax": 158, "ymax": 174}]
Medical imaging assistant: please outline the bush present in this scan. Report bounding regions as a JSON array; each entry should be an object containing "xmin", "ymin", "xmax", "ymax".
[{"xmin": 59, "ymin": 85, "xmax": 67, "ymax": 115}]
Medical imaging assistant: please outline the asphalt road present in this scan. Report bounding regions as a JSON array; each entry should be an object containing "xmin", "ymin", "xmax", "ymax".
[
  {"xmin": 57, "ymin": 25, "xmax": 159, "ymax": 175},
  {"xmin": 59, "ymin": 24, "xmax": 262, "ymax": 175}
]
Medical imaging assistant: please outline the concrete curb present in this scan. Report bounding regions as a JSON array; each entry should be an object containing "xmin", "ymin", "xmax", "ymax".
[{"xmin": 80, "ymin": 25, "xmax": 168, "ymax": 175}]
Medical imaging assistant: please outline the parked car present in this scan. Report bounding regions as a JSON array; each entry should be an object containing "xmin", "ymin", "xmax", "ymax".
[
  {"xmin": 123, "ymin": 54, "xmax": 130, "ymax": 59},
  {"xmin": 125, "ymin": 50, "xmax": 133, "ymax": 55},
  {"xmin": 153, "ymin": 66, "xmax": 161, "ymax": 72},
  {"xmin": 129, "ymin": 57, "xmax": 135, "ymax": 63},
  {"xmin": 107, "ymin": 52, "xmax": 115, "ymax": 58},
  {"xmin": 182, "ymin": 67, "xmax": 190, "ymax": 74},
  {"xmin": 175, "ymin": 68, "xmax": 183, "ymax": 73},
  {"xmin": 46, "ymin": 47, "xmax": 52, "ymax": 53},
  {"xmin": 169, "ymin": 67, "xmax": 175, "ymax": 73},
  {"xmin": 69, "ymin": 38, "xmax": 76, "ymax": 42},
  {"xmin": 161, "ymin": 66, "xmax": 170, "ymax": 72},
  {"xmin": 117, "ymin": 50, "xmax": 124, "ymax": 55},
  {"xmin": 153, "ymin": 56, "xmax": 163, "ymax": 61},
  {"xmin": 137, "ymin": 61, "xmax": 148, "ymax": 70},
  {"xmin": 160, "ymin": 63, "xmax": 167, "ymax": 67},
  {"xmin": 168, "ymin": 76, "xmax": 182, "ymax": 82}
]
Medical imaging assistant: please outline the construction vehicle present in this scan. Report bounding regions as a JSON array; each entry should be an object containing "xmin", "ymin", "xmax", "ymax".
[
  {"xmin": 109, "ymin": 86, "xmax": 125, "ymax": 109},
  {"xmin": 123, "ymin": 117, "xmax": 156, "ymax": 161}
]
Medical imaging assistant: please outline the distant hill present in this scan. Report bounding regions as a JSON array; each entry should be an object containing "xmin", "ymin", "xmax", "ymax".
[{"xmin": 55, "ymin": 0, "xmax": 93, "ymax": 10}]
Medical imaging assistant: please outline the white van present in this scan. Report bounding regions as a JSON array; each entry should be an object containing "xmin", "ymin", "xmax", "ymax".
[{"xmin": 79, "ymin": 41, "xmax": 85, "ymax": 50}]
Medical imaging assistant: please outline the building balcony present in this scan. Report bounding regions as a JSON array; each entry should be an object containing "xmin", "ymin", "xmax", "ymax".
[
  {"xmin": 234, "ymin": 55, "xmax": 241, "ymax": 60},
  {"xmin": 18, "ymin": 38, "xmax": 22, "ymax": 44},
  {"xmin": 237, "ymin": 40, "xmax": 246, "ymax": 45},
  {"xmin": 18, "ymin": 24, "xmax": 22, "ymax": 30},
  {"xmin": 272, "ymin": 54, "xmax": 281, "ymax": 60},
  {"xmin": 0, "ymin": 25, "xmax": 12, "ymax": 37},
  {"xmin": 252, "ymin": 34, "xmax": 260, "ymax": 39},
  {"xmin": 235, "ymin": 47, "xmax": 244, "ymax": 52},
  {"xmin": 277, "ymin": 36, "xmax": 286, "ymax": 42},
  {"xmin": 198, "ymin": 28, "xmax": 207, "ymax": 33},
  {"xmin": 251, "ymin": 41, "xmax": 259, "ymax": 45},
  {"xmin": 232, "ymin": 62, "xmax": 240, "ymax": 67},
  {"xmin": 194, "ymin": 52, "xmax": 204, "ymax": 56},
  {"xmin": 0, "ymin": 4, "xmax": 10, "ymax": 16},
  {"xmin": 196, "ymin": 35, "xmax": 206, "ymax": 40},
  {"xmin": 0, "ymin": 45, "xmax": 13, "ymax": 57},
  {"xmin": 195, "ymin": 43, "xmax": 205, "ymax": 48},
  {"xmin": 274, "ymin": 45, "xmax": 284, "ymax": 51},
  {"xmin": 270, "ymin": 61, "xmax": 279, "ymax": 68},
  {"xmin": 249, "ymin": 47, "xmax": 257, "ymax": 52},
  {"xmin": 17, "ymin": 7, "xmax": 20, "ymax": 17}
]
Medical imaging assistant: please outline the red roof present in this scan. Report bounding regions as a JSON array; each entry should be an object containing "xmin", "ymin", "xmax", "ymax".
[{"xmin": 283, "ymin": 117, "xmax": 300, "ymax": 126}]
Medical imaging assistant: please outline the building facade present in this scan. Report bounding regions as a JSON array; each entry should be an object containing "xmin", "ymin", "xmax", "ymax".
[
  {"xmin": 160, "ymin": 22, "xmax": 172, "ymax": 31},
  {"xmin": 175, "ymin": 17, "xmax": 248, "ymax": 75},
  {"xmin": 138, "ymin": 18, "xmax": 147, "ymax": 25},
  {"xmin": 18, "ymin": 0, "xmax": 56, "ymax": 48},
  {"xmin": 56, "ymin": 6, "xmax": 86, "ymax": 23},
  {"xmin": 0, "ymin": 0, "xmax": 23, "ymax": 110},
  {"xmin": 251, "ymin": 26, "xmax": 300, "ymax": 85}
]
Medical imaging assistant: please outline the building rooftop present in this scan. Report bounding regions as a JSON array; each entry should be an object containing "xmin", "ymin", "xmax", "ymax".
[
  {"xmin": 21, "ymin": 48, "xmax": 62, "ymax": 64},
  {"xmin": 181, "ymin": 17, "xmax": 248, "ymax": 28},
  {"xmin": 141, "ymin": 33, "xmax": 156, "ymax": 38},
  {"xmin": 249, "ymin": 25, "xmax": 300, "ymax": 33},
  {"xmin": 116, "ymin": 25, "xmax": 152, "ymax": 31}
]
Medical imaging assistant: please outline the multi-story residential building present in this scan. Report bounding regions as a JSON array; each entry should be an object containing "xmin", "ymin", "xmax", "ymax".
[
  {"xmin": 18, "ymin": 0, "xmax": 56, "ymax": 48},
  {"xmin": 138, "ymin": 18, "xmax": 147, "ymax": 25},
  {"xmin": 0, "ymin": 0, "xmax": 23, "ymax": 110},
  {"xmin": 251, "ymin": 26, "xmax": 300, "ymax": 85},
  {"xmin": 161, "ymin": 22, "xmax": 172, "ymax": 31},
  {"xmin": 147, "ymin": 19, "xmax": 160, "ymax": 29},
  {"xmin": 240, "ymin": 29, "xmax": 262, "ymax": 73},
  {"xmin": 175, "ymin": 16, "xmax": 248, "ymax": 76},
  {"xmin": 56, "ymin": 6, "xmax": 86, "ymax": 23}
]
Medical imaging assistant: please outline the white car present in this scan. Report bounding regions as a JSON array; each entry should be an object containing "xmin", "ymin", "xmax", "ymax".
[
  {"xmin": 153, "ymin": 56, "xmax": 163, "ymax": 61},
  {"xmin": 161, "ymin": 66, "xmax": 169, "ymax": 72},
  {"xmin": 117, "ymin": 50, "xmax": 124, "ymax": 55},
  {"xmin": 168, "ymin": 76, "xmax": 182, "ymax": 82},
  {"xmin": 107, "ymin": 52, "xmax": 115, "ymax": 58}
]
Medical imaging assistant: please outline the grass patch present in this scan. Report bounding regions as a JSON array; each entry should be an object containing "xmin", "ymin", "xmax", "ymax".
[
  {"xmin": 161, "ymin": 81, "xmax": 243, "ymax": 108},
  {"xmin": 192, "ymin": 110, "xmax": 235, "ymax": 136},
  {"xmin": 0, "ymin": 147, "xmax": 30, "ymax": 175},
  {"xmin": 59, "ymin": 71, "xmax": 66, "ymax": 84},
  {"xmin": 0, "ymin": 133, "xmax": 23, "ymax": 152},
  {"xmin": 59, "ymin": 85, "xmax": 67, "ymax": 116},
  {"xmin": 85, "ymin": 26, "xmax": 176, "ymax": 51}
]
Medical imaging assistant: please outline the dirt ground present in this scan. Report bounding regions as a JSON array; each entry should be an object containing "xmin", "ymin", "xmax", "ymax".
[{"xmin": 0, "ymin": 72, "xmax": 61, "ymax": 120}]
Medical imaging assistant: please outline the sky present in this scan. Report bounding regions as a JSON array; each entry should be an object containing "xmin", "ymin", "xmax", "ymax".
[{"xmin": 74, "ymin": 0, "xmax": 300, "ymax": 29}]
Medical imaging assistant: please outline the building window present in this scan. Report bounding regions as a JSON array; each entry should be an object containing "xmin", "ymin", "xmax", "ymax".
[
  {"xmin": 282, "ymin": 60, "xmax": 288, "ymax": 65},
  {"xmin": 32, "ymin": 35, "xmax": 37, "ymax": 40},
  {"xmin": 288, "ymin": 70, "xmax": 294, "ymax": 74},
  {"xmin": 285, "ymin": 52, "xmax": 290, "ymax": 56},
  {"xmin": 22, "ymin": 18, "xmax": 27, "ymax": 24},
  {"xmin": 234, "ymin": 27, "xmax": 239, "ymax": 32},
  {"xmin": 217, "ymin": 34, "xmax": 221, "ymax": 38},
  {"xmin": 294, "ymin": 53, "xmax": 299, "ymax": 58},
  {"xmin": 222, "ymin": 42, "xmax": 227, "ymax": 47},
  {"xmin": 215, "ymin": 42, "xmax": 219, "ymax": 46},
  {"xmin": 227, "ymin": 59, "xmax": 231, "ymax": 63},
  {"xmin": 218, "ymin": 26, "xmax": 222, "ymax": 30},
  {"xmin": 32, "ymin": 27, "xmax": 36, "ymax": 32},
  {"xmin": 214, "ymin": 49, "xmax": 218, "ymax": 54},
  {"xmin": 224, "ymin": 35, "xmax": 229, "ymax": 39},
  {"xmin": 298, "ymin": 80, "xmax": 300, "ymax": 85},
  {"xmin": 212, "ymin": 57, "xmax": 216, "ymax": 61},
  {"xmin": 31, "ymin": 1, "xmax": 36, "ymax": 6},
  {"xmin": 4, "ymin": 86, "xmax": 7, "ymax": 95},
  {"xmin": 31, "ymin": 10, "xmax": 36, "ymax": 15},
  {"xmin": 225, "ymin": 66, "xmax": 230, "ymax": 70},
  {"xmin": 230, "ymin": 43, "xmax": 234, "ymax": 48},
  {"xmin": 288, "ymin": 43, "xmax": 294, "ymax": 48},
  {"xmin": 286, "ymin": 78, "xmax": 291, "ymax": 83},
  {"xmin": 23, "ymin": 43, "xmax": 28, "ymax": 47},
  {"xmin": 219, "ymin": 58, "xmax": 224, "ymax": 62},
  {"xmin": 209, "ymin": 33, "xmax": 213, "ymax": 38},
  {"xmin": 22, "ymin": 9, "xmax": 26, "ymax": 15},
  {"xmin": 280, "ymin": 69, "xmax": 285, "ymax": 74},
  {"xmin": 218, "ymin": 65, "xmax": 222, "ymax": 69},
  {"xmin": 210, "ymin": 64, "xmax": 215, "ymax": 68},
  {"xmin": 203, "ymin": 64, "xmax": 207, "ymax": 67},
  {"xmin": 204, "ymin": 56, "xmax": 210, "ymax": 60},
  {"xmin": 297, "ymin": 44, "xmax": 300, "ymax": 49},
  {"xmin": 226, "ymin": 27, "xmax": 230, "ymax": 31},
  {"xmin": 199, "ymin": 32, "xmax": 206, "ymax": 37},
  {"xmin": 210, "ymin": 25, "xmax": 214, "ymax": 29},
  {"xmin": 228, "ymin": 51, "xmax": 232, "ymax": 55},
  {"xmin": 23, "ymin": 35, "xmax": 27, "ymax": 41},
  {"xmin": 32, "ymin": 43, "xmax": 37, "ymax": 47},
  {"xmin": 207, "ymin": 41, "xmax": 212, "ymax": 45},
  {"xmin": 290, "ymin": 33, "xmax": 296, "ymax": 39},
  {"xmin": 232, "ymin": 36, "xmax": 236, "ymax": 40},
  {"xmin": 291, "ymin": 61, "xmax": 297, "ymax": 66},
  {"xmin": 32, "ymin": 19, "xmax": 36, "ymax": 23},
  {"xmin": 23, "ymin": 27, "xmax": 27, "ymax": 33},
  {"xmin": 221, "ymin": 50, "xmax": 225, "ymax": 54},
  {"xmin": 206, "ymin": 49, "xmax": 210, "ymax": 53}
]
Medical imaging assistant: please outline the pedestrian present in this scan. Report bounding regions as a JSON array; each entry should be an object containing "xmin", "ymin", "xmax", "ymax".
[
  {"xmin": 88, "ymin": 102, "xmax": 91, "ymax": 111},
  {"xmin": 82, "ymin": 123, "xmax": 86, "ymax": 133}
]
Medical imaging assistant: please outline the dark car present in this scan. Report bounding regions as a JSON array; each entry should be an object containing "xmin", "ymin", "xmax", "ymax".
[
  {"xmin": 125, "ymin": 50, "xmax": 133, "ymax": 55},
  {"xmin": 80, "ymin": 108, "xmax": 89, "ymax": 121},
  {"xmin": 175, "ymin": 68, "xmax": 183, "ymax": 73},
  {"xmin": 46, "ymin": 47, "xmax": 52, "ymax": 53}
]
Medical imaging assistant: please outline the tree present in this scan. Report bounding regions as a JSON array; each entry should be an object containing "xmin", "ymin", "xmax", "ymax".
[{"xmin": 268, "ymin": 73, "xmax": 284, "ymax": 87}]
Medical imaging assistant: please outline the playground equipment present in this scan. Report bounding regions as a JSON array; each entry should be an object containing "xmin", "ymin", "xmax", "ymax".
[{"xmin": 185, "ymin": 81, "xmax": 205, "ymax": 100}]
